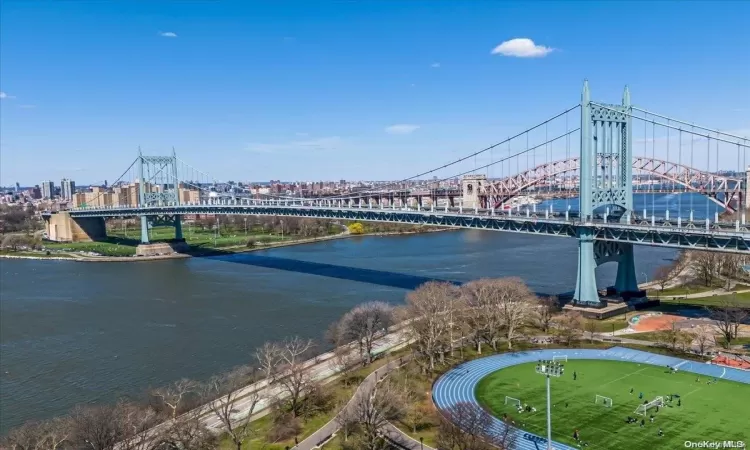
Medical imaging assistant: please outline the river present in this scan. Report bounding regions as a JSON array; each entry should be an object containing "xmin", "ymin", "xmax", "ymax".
[{"xmin": 0, "ymin": 226, "xmax": 683, "ymax": 433}]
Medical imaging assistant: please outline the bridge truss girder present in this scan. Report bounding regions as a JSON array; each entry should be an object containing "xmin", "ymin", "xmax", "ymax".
[{"xmin": 64, "ymin": 205, "xmax": 750, "ymax": 254}]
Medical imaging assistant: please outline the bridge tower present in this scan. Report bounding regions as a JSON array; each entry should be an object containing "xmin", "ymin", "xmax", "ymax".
[
  {"xmin": 574, "ymin": 81, "xmax": 641, "ymax": 306},
  {"xmin": 137, "ymin": 149, "xmax": 183, "ymax": 244},
  {"xmin": 461, "ymin": 174, "xmax": 487, "ymax": 208}
]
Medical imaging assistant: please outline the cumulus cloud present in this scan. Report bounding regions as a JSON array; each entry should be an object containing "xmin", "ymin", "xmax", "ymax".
[
  {"xmin": 431, "ymin": 62, "xmax": 441, "ymax": 68},
  {"xmin": 491, "ymin": 38, "xmax": 553, "ymax": 58},
  {"xmin": 0, "ymin": 91, "xmax": 13, "ymax": 99},
  {"xmin": 385, "ymin": 124, "xmax": 419, "ymax": 135},
  {"xmin": 159, "ymin": 31, "xmax": 178, "ymax": 38}
]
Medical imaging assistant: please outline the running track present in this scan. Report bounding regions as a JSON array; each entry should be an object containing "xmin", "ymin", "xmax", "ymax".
[{"xmin": 432, "ymin": 347, "xmax": 750, "ymax": 450}]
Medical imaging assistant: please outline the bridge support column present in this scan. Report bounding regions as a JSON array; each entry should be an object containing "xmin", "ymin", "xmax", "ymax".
[
  {"xmin": 574, "ymin": 227, "xmax": 600, "ymax": 305},
  {"xmin": 174, "ymin": 215, "xmax": 183, "ymax": 240},
  {"xmin": 613, "ymin": 243, "xmax": 640, "ymax": 297},
  {"xmin": 140, "ymin": 216, "xmax": 150, "ymax": 244}
]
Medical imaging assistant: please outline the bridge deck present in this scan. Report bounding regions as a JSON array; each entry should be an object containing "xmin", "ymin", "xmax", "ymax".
[{"xmin": 47, "ymin": 203, "xmax": 750, "ymax": 253}]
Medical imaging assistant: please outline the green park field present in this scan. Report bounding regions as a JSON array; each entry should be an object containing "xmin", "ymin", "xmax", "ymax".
[{"xmin": 476, "ymin": 360, "xmax": 749, "ymax": 450}]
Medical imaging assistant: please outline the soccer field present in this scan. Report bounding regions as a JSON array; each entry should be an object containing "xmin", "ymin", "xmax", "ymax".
[{"xmin": 475, "ymin": 360, "xmax": 749, "ymax": 450}]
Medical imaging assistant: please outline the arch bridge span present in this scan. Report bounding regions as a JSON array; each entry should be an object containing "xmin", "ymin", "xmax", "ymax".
[{"xmin": 483, "ymin": 155, "xmax": 745, "ymax": 213}]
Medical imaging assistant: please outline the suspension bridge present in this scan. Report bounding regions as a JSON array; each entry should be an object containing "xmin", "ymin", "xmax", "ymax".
[{"xmin": 43, "ymin": 82, "xmax": 750, "ymax": 306}]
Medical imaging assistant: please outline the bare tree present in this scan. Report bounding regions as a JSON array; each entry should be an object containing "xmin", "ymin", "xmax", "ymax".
[
  {"xmin": 116, "ymin": 402, "xmax": 163, "ymax": 450},
  {"xmin": 461, "ymin": 279, "xmax": 504, "ymax": 352},
  {"xmin": 583, "ymin": 319, "xmax": 598, "ymax": 343},
  {"xmin": 708, "ymin": 303, "xmax": 734, "ymax": 348},
  {"xmin": 156, "ymin": 409, "xmax": 217, "ymax": 450},
  {"xmin": 255, "ymin": 341, "xmax": 283, "ymax": 381},
  {"xmin": 0, "ymin": 418, "xmax": 72, "ymax": 450},
  {"xmin": 332, "ymin": 301, "xmax": 393, "ymax": 364},
  {"xmin": 203, "ymin": 366, "xmax": 262, "ymax": 450},
  {"xmin": 495, "ymin": 278, "xmax": 535, "ymax": 349},
  {"xmin": 719, "ymin": 254, "xmax": 743, "ymax": 289},
  {"xmin": 339, "ymin": 378, "xmax": 406, "ymax": 450},
  {"xmin": 533, "ymin": 296, "xmax": 560, "ymax": 333},
  {"xmin": 653, "ymin": 265, "xmax": 673, "ymax": 295},
  {"xmin": 437, "ymin": 402, "xmax": 516, "ymax": 450},
  {"xmin": 70, "ymin": 404, "xmax": 126, "ymax": 450},
  {"xmin": 270, "ymin": 337, "xmax": 316, "ymax": 417},
  {"xmin": 151, "ymin": 378, "xmax": 198, "ymax": 420},
  {"xmin": 693, "ymin": 324, "xmax": 714, "ymax": 355},
  {"xmin": 693, "ymin": 252, "xmax": 719, "ymax": 287},
  {"xmin": 405, "ymin": 281, "xmax": 459, "ymax": 371},
  {"xmin": 553, "ymin": 312, "xmax": 583, "ymax": 346},
  {"xmin": 729, "ymin": 305, "xmax": 749, "ymax": 340}
]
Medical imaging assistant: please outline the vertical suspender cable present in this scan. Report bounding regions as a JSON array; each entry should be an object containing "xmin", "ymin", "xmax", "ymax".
[
  {"xmin": 706, "ymin": 135, "xmax": 711, "ymax": 221},
  {"xmin": 651, "ymin": 119, "xmax": 656, "ymax": 217},
  {"xmin": 690, "ymin": 125, "xmax": 695, "ymax": 217},
  {"xmin": 678, "ymin": 128, "xmax": 682, "ymax": 217}
]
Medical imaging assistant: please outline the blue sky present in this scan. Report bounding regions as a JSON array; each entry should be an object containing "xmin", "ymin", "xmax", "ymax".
[{"xmin": 1, "ymin": 0, "xmax": 748, "ymax": 185}]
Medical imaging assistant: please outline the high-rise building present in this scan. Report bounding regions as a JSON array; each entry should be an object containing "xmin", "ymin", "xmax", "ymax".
[
  {"xmin": 60, "ymin": 178, "xmax": 76, "ymax": 200},
  {"xmin": 41, "ymin": 180, "xmax": 55, "ymax": 199}
]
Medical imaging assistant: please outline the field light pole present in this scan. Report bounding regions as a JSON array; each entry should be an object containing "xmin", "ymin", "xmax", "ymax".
[{"xmin": 535, "ymin": 360, "xmax": 564, "ymax": 450}]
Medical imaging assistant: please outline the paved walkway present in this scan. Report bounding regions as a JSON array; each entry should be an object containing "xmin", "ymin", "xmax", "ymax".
[
  {"xmin": 118, "ymin": 328, "xmax": 411, "ymax": 449},
  {"xmin": 294, "ymin": 357, "xmax": 405, "ymax": 449}
]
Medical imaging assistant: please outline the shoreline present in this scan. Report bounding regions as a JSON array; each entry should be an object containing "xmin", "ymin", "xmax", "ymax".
[{"xmin": 0, "ymin": 228, "xmax": 454, "ymax": 263}]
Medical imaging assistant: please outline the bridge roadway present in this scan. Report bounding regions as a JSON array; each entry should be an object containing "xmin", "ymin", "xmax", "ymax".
[{"xmin": 59, "ymin": 202, "xmax": 750, "ymax": 253}]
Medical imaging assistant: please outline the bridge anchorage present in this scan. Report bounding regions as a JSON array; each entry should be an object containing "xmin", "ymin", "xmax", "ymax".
[{"xmin": 44, "ymin": 81, "xmax": 750, "ymax": 307}]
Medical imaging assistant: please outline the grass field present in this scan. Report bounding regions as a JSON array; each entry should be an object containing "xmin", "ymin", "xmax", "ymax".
[{"xmin": 476, "ymin": 360, "xmax": 749, "ymax": 450}]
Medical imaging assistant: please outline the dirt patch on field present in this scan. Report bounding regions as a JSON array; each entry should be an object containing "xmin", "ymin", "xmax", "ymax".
[{"xmin": 632, "ymin": 314, "xmax": 682, "ymax": 332}]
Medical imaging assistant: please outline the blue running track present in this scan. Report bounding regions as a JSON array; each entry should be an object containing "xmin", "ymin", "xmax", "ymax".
[{"xmin": 432, "ymin": 347, "xmax": 750, "ymax": 450}]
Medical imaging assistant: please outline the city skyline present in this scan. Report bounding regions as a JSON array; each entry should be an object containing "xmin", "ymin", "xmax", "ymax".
[{"xmin": 1, "ymin": 1, "xmax": 749, "ymax": 185}]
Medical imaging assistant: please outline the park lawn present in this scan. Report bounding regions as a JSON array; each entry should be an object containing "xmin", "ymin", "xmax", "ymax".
[
  {"xmin": 44, "ymin": 239, "xmax": 138, "ymax": 256},
  {"xmin": 589, "ymin": 317, "xmax": 630, "ymax": 333},
  {"xmin": 659, "ymin": 291, "xmax": 750, "ymax": 307},
  {"xmin": 647, "ymin": 282, "xmax": 722, "ymax": 297},
  {"xmin": 476, "ymin": 360, "xmax": 749, "ymax": 450}
]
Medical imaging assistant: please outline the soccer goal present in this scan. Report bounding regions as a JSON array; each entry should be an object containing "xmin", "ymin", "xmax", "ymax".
[
  {"xmin": 552, "ymin": 355, "xmax": 568, "ymax": 362},
  {"xmin": 634, "ymin": 396, "xmax": 664, "ymax": 416},
  {"xmin": 505, "ymin": 396, "xmax": 521, "ymax": 408},
  {"xmin": 595, "ymin": 395, "xmax": 613, "ymax": 407}
]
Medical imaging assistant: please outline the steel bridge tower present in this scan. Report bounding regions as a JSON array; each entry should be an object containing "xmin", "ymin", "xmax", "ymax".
[
  {"xmin": 574, "ymin": 81, "xmax": 641, "ymax": 305},
  {"xmin": 137, "ymin": 149, "xmax": 183, "ymax": 244}
]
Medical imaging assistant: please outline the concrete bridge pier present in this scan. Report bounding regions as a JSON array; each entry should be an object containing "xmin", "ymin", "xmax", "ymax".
[
  {"xmin": 45, "ymin": 212, "xmax": 107, "ymax": 242},
  {"xmin": 174, "ymin": 215, "xmax": 183, "ymax": 240},
  {"xmin": 574, "ymin": 227, "xmax": 600, "ymax": 306},
  {"xmin": 613, "ymin": 243, "xmax": 640, "ymax": 298},
  {"xmin": 140, "ymin": 216, "xmax": 149, "ymax": 244}
]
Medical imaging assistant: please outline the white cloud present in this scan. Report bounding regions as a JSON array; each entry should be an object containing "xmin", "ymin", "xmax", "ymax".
[
  {"xmin": 385, "ymin": 124, "xmax": 420, "ymax": 135},
  {"xmin": 491, "ymin": 38, "xmax": 553, "ymax": 58},
  {"xmin": 247, "ymin": 136, "xmax": 343, "ymax": 153},
  {"xmin": 0, "ymin": 91, "xmax": 14, "ymax": 99},
  {"xmin": 431, "ymin": 62, "xmax": 441, "ymax": 68},
  {"xmin": 159, "ymin": 31, "xmax": 178, "ymax": 38},
  {"xmin": 19, "ymin": 104, "xmax": 36, "ymax": 109}
]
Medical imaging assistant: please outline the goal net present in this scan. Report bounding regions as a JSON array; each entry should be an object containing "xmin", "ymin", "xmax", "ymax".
[
  {"xmin": 505, "ymin": 396, "xmax": 521, "ymax": 408},
  {"xmin": 595, "ymin": 395, "xmax": 613, "ymax": 407},
  {"xmin": 552, "ymin": 355, "xmax": 568, "ymax": 362},
  {"xmin": 634, "ymin": 396, "xmax": 664, "ymax": 416}
]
